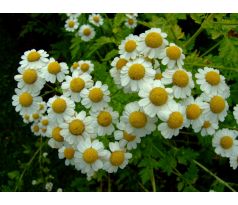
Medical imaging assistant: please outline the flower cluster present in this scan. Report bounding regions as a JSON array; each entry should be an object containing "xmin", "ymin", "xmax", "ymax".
[
  {"xmin": 124, "ymin": 13, "xmax": 138, "ymax": 29},
  {"xmin": 65, "ymin": 13, "xmax": 104, "ymax": 42},
  {"xmin": 12, "ymin": 26, "xmax": 238, "ymax": 181}
]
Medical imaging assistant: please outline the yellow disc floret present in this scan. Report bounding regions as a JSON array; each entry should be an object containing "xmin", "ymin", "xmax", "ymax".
[
  {"xmin": 123, "ymin": 131, "xmax": 136, "ymax": 142},
  {"xmin": 52, "ymin": 127, "xmax": 64, "ymax": 142},
  {"xmin": 72, "ymin": 62, "xmax": 79, "ymax": 70},
  {"xmin": 155, "ymin": 73, "xmax": 163, "ymax": 80},
  {"xmin": 125, "ymin": 40, "xmax": 137, "ymax": 52},
  {"xmin": 93, "ymin": 16, "xmax": 100, "ymax": 23},
  {"xmin": 210, "ymin": 96, "xmax": 225, "ymax": 114},
  {"xmin": 167, "ymin": 112, "xmax": 184, "ymax": 129},
  {"xmin": 64, "ymin": 147, "xmax": 75, "ymax": 159},
  {"xmin": 27, "ymin": 51, "xmax": 41, "ymax": 62},
  {"xmin": 205, "ymin": 71, "xmax": 221, "ymax": 86},
  {"xmin": 203, "ymin": 121, "xmax": 211, "ymax": 128},
  {"xmin": 172, "ymin": 70, "xmax": 189, "ymax": 87},
  {"xmin": 128, "ymin": 18, "xmax": 134, "ymax": 25},
  {"xmin": 97, "ymin": 111, "xmax": 112, "ymax": 127},
  {"xmin": 220, "ymin": 136, "xmax": 233, "ymax": 149},
  {"xmin": 19, "ymin": 92, "xmax": 33, "ymax": 107},
  {"xmin": 186, "ymin": 104, "xmax": 202, "ymax": 120},
  {"xmin": 116, "ymin": 58, "xmax": 128, "ymax": 70},
  {"xmin": 70, "ymin": 77, "xmax": 85, "ymax": 92},
  {"xmin": 110, "ymin": 151, "xmax": 125, "ymax": 166},
  {"xmin": 48, "ymin": 61, "xmax": 61, "ymax": 74},
  {"xmin": 166, "ymin": 46, "xmax": 181, "ymax": 60},
  {"xmin": 68, "ymin": 20, "xmax": 75, "ymax": 28},
  {"xmin": 83, "ymin": 148, "xmax": 99, "ymax": 164},
  {"xmin": 80, "ymin": 63, "xmax": 89, "ymax": 72},
  {"xmin": 69, "ymin": 119, "xmax": 85, "ymax": 135},
  {"xmin": 23, "ymin": 69, "xmax": 38, "ymax": 84},
  {"xmin": 129, "ymin": 111, "xmax": 147, "ymax": 128},
  {"xmin": 128, "ymin": 64, "xmax": 145, "ymax": 80},
  {"xmin": 52, "ymin": 98, "xmax": 67, "ymax": 113},
  {"xmin": 32, "ymin": 113, "xmax": 40, "ymax": 120},
  {"xmin": 149, "ymin": 87, "xmax": 168, "ymax": 106},
  {"xmin": 145, "ymin": 32, "xmax": 163, "ymax": 48},
  {"xmin": 33, "ymin": 125, "xmax": 39, "ymax": 132},
  {"xmin": 41, "ymin": 119, "xmax": 49, "ymax": 126},
  {"xmin": 88, "ymin": 88, "xmax": 104, "ymax": 102},
  {"xmin": 83, "ymin": 28, "xmax": 91, "ymax": 36}
]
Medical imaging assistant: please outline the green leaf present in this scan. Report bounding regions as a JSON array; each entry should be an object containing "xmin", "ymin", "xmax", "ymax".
[
  {"xmin": 102, "ymin": 49, "xmax": 118, "ymax": 62},
  {"xmin": 177, "ymin": 148, "xmax": 199, "ymax": 165},
  {"xmin": 8, "ymin": 171, "xmax": 20, "ymax": 180},
  {"xmin": 183, "ymin": 163, "xmax": 199, "ymax": 184},
  {"xmin": 157, "ymin": 155, "xmax": 177, "ymax": 175}
]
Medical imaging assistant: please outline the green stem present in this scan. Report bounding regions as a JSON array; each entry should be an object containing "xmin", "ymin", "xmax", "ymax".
[
  {"xmin": 151, "ymin": 169, "xmax": 157, "ymax": 192},
  {"xmin": 138, "ymin": 182, "xmax": 149, "ymax": 192},
  {"xmin": 200, "ymin": 39, "xmax": 223, "ymax": 57},
  {"xmin": 212, "ymin": 22, "xmax": 238, "ymax": 25},
  {"xmin": 40, "ymin": 90, "xmax": 55, "ymax": 98},
  {"xmin": 193, "ymin": 160, "xmax": 236, "ymax": 192}
]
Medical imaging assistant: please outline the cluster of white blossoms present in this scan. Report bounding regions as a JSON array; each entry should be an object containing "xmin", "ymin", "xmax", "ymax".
[
  {"xmin": 65, "ymin": 13, "xmax": 104, "ymax": 42},
  {"xmin": 12, "ymin": 26, "xmax": 238, "ymax": 180}
]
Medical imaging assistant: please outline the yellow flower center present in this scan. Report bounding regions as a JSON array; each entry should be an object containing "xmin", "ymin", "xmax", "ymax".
[
  {"xmin": 167, "ymin": 111, "xmax": 184, "ymax": 129},
  {"xmin": 42, "ymin": 119, "xmax": 49, "ymax": 126},
  {"xmin": 128, "ymin": 64, "xmax": 145, "ymax": 80},
  {"xmin": 39, "ymin": 104, "xmax": 45, "ymax": 110},
  {"xmin": 220, "ymin": 136, "xmax": 233, "ymax": 149},
  {"xmin": 27, "ymin": 51, "xmax": 41, "ymax": 62},
  {"xmin": 83, "ymin": 28, "xmax": 91, "ymax": 36},
  {"xmin": 116, "ymin": 58, "xmax": 128, "ymax": 70},
  {"xmin": 69, "ymin": 119, "xmax": 85, "ymax": 135},
  {"xmin": 129, "ymin": 111, "xmax": 147, "ymax": 128},
  {"xmin": 166, "ymin": 46, "xmax": 181, "ymax": 60},
  {"xmin": 93, "ymin": 16, "xmax": 100, "ymax": 23},
  {"xmin": 123, "ymin": 131, "xmax": 136, "ymax": 142},
  {"xmin": 64, "ymin": 147, "xmax": 75, "ymax": 159},
  {"xmin": 145, "ymin": 32, "xmax": 163, "ymax": 48},
  {"xmin": 97, "ymin": 111, "xmax": 112, "ymax": 127},
  {"xmin": 33, "ymin": 125, "xmax": 39, "ymax": 132},
  {"xmin": 32, "ymin": 113, "xmax": 40, "ymax": 120},
  {"xmin": 41, "ymin": 128, "xmax": 47, "ymax": 133},
  {"xmin": 203, "ymin": 121, "xmax": 211, "ymax": 128},
  {"xmin": 83, "ymin": 148, "xmax": 99, "ymax": 164},
  {"xmin": 68, "ymin": 20, "xmax": 75, "ymax": 28},
  {"xmin": 47, "ymin": 61, "xmax": 61, "ymax": 75},
  {"xmin": 88, "ymin": 88, "xmax": 104, "ymax": 102},
  {"xmin": 149, "ymin": 87, "xmax": 168, "ymax": 106},
  {"xmin": 186, "ymin": 104, "xmax": 202, "ymax": 120},
  {"xmin": 19, "ymin": 92, "xmax": 33, "ymax": 107},
  {"xmin": 80, "ymin": 63, "xmax": 89, "ymax": 72},
  {"xmin": 172, "ymin": 70, "xmax": 189, "ymax": 87},
  {"xmin": 24, "ymin": 114, "xmax": 30, "ymax": 120},
  {"xmin": 128, "ymin": 18, "xmax": 134, "ymax": 25},
  {"xmin": 70, "ymin": 77, "xmax": 85, "ymax": 92},
  {"xmin": 110, "ymin": 151, "xmax": 125, "ymax": 166},
  {"xmin": 125, "ymin": 40, "xmax": 137, "ymax": 52},
  {"xmin": 155, "ymin": 73, "xmax": 162, "ymax": 80},
  {"xmin": 52, "ymin": 127, "xmax": 64, "ymax": 142},
  {"xmin": 210, "ymin": 96, "xmax": 225, "ymax": 114},
  {"xmin": 205, "ymin": 71, "xmax": 221, "ymax": 86},
  {"xmin": 72, "ymin": 62, "xmax": 79, "ymax": 69},
  {"xmin": 52, "ymin": 98, "xmax": 67, "ymax": 113},
  {"xmin": 22, "ymin": 69, "xmax": 38, "ymax": 84}
]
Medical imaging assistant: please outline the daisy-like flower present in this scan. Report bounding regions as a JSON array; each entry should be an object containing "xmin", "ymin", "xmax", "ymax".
[
  {"xmin": 30, "ymin": 111, "xmax": 42, "ymax": 122},
  {"xmin": 19, "ymin": 49, "xmax": 49, "ymax": 69},
  {"xmin": 212, "ymin": 129, "xmax": 238, "ymax": 158},
  {"xmin": 194, "ymin": 117, "xmax": 219, "ymax": 137},
  {"xmin": 66, "ymin": 13, "xmax": 81, "ymax": 19},
  {"xmin": 58, "ymin": 143, "xmax": 77, "ymax": 166},
  {"xmin": 41, "ymin": 58, "xmax": 69, "ymax": 83},
  {"xmin": 78, "ymin": 60, "xmax": 94, "ymax": 75},
  {"xmin": 104, "ymin": 142, "xmax": 132, "ymax": 173},
  {"xmin": 70, "ymin": 61, "xmax": 80, "ymax": 73},
  {"xmin": 47, "ymin": 124, "xmax": 64, "ymax": 149},
  {"xmin": 159, "ymin": 43, "xmax": 185, "ymax": 69},
  {"xmin": 195, "ymin": 67, "xmax": 229, "ymax": 97},
  {"xmin": 110, "ymin": 56, "xmax": 128, "ymax": 88},
  {"xmin": 154, "ymin": 67, "xmax": 163, "ymax": 81},
  {"xmin": 119, "ymin": 34, "xmax": 140, "ymax": 60},
  {"xmin": 118, "ymin": 101, "xmax": 157, "ymax": 137},
  {"xmin": 234, "ymin": 104, "xmax": 238, "ymax": 124},
  {"xmin": 158, "ymin": 101, "xmax": 186, "ymax": 139},
  {"xmin": 89, "ymin": 14, "xmax": 104, "ymax": 27},
  {"xmin": 182, "ymin": 96, "xmax": 209, "ymax": 130},
  {"xmin": 229, "ymin": 151, "xmax": 238, "ymax": 170},
  {"xmin": 12, "ymin": 89, "xmax": 42, "ymax": 116},
  {"xmin": 81, "ymin": 81, "xmax": 110, "ymax": 111},
  {"xmin": 61, "ymin": 71, "xmax": 93, "ymax": 102},
  {"xmin": 125, "ymin": 13, "xmax": 138, "ymax": 18},
  {"xmin": 78, "ymin": 24, "xmax": 95, "ymax": 42},
  {"xmin": 90, "ymin": 106, "xmax": 119, "ymax": 136},
  {"xmin": 114, "ymin": 130, "xmax": 141, "ymax": 150},
  {"xmin": 162, "ymin": 68, "xmax": 194, "ymax": 99},
  {"xmin": 120, "ymin": 58, "xmax": 155, "ymax": 92},
  {"xmin": 65, "ymin": 18, "xmax": 79, "ymax": 32},
  {"xmin": 202, "ymin": 93, "xmax": 229, "ymax": 122},
  {"xmin": 138, "ymin": 80, "xmax": 173, "ymax": 118},
  {"xmin": 138, "ymin": 28, "xmax": 168, "ymax": 59},
  {"xmin": 75, "ymin": 138, "xmax": 108, "ymax": 178},
  {"xmin": 47, "ymin": 95, "xmax": 75, "ymax": 124},
  {"xmin": 14, "ymin": 67, "xmax": 45, "ymax": 93},
  {"xmin": 22, "ymin": 114, "xmax": 32, "ymax": 124},
  {"xmin": 37, "ymin": 101, "xmax": 47, "ymax": 114},
  {"xmin": 31, "ymin": 122, "xmax": 41, "ymax": 136},
  {"xmin": 61, "ymin": 111, "xmax": 95, "ymax": 145},
  {"xmin": 125, "ymin": 16, "xmax": 137, "ymax": 29}
]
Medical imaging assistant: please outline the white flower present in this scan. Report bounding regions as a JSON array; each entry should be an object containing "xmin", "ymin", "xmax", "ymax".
[
  {"xmin": 125, "ymin": 13, "xmax": 138, "ymax": 18},
  {"xmin": 22, "ymin": 114, "xmax": 32, "ymax": 124},
  {"xmin": 138, "ymin": 80, "xmax": 173, "ymax": 118},
  {"xmin": 138, "ymin": 28, "xmax": 168, "ymax": 59},
  {"xmin": 47, "ymin": 124, "xmax": 64, "ymax": 149},
  {"xmin": 159, "ymin": 43, "xmax": 185, "ymax": 69},
  {"xmin": 61, "ymin": 111, "xmax": 95, "ymax": 145},
  {"xmin": 90, "ymin": 106, "xmax": 119, "ymax": 136},
  {"xmin": 31, "ymin": 122, "xmax": 41, "ymax": 136},
  {"xmin": 14, "ymin": 67, "xmax": 45, "ymax": 93},
  {"xmin": 58, "ymin": 143, "xmax": 77, "ymax": 166},
  {"xmin": 120, "ymin": 58, "xmax": 155, "ymax": 92},
  {"xmin": 125, "ymin": 16, "xmax": 137, "ymax": 29},
  {"xmin": 119, "ymin": 34, "xmax": 140, "ymax": 60},
  {"xmin": 12, "ymin": 89, "xmax": 42, "ymax": 116},
  {"xmin": 78, "ymin": 24, "xmax": 95, "ymax": 42},
  {"xmin": 158, "ymin": 101, "xmax": 186, "ymax": 139},
  {"xmin": 57, "ymin": 188, "xmax": 63, "ymax": 192},
  {"xmin": 19, "ymin": 49, "xmax": 49, "ymax": 69},
  {"xmin": 118, "ymin": 101, "xmax": 157, "ymax": 137},
  {"xmin": 104, "ymin": 142, "xmax": 132, "ymax": 173},
  {"xmin": 212, "ymin": 129, "xmax": 238, "ymax": 158},
  {"xmin": 89, "ymin": 14, "xmax": 104, "ymax": 27},
  {"xmin": 70, "ymin": 61, "xmax": 80, "ymax": 73},
  {"xmin": 81, "ymin": 81, "xmax": 110, "ymax": 111},
  {"xmin": 37, "ymin": 101, "xmax": 47, "ymax": 114},
  {"xmin": 61, "ymin": 71, "xmax": 93, "ymax": 102},
  {"xmin": 229, "ymin": 151, "xmax": 238, "ymax": 170},
  {"xmin": 78, "ymin": 60, "xmax": 94, "ymax": 75},
  {"xmin": 162, "ymin": 68, "xmax": 194, "ymax": 99},
  {"xmin": 65, "ymin": 18, "xmax": 79, "ymax": 32},
  {"xmin": 75, "ymin": 138, "xmax": 108, "ymax": 178},
  {"xmin": 47, "ymin": 95, "xmax": 75, "ymax": 124},
  {"xmin": 66, "ymin": 13, "xmax": 81, "ymax": 19},
  {"xmin": 233, "ymin": 104, "xmax": 238, "ymax": 124},
  {"xmin": 114, "ymin": 130, "xmax": 141, "ymax": 150},
  {"xmin": 195, "ymin": 67, "xmax": 229, "ymax": 97},
  {"xmin": 41, "ymin": 58, "xmax": 69, "ymax": 83},
  {"xmin": 45, "ymin": 182, "xmax": 53, "ymax": 192}
]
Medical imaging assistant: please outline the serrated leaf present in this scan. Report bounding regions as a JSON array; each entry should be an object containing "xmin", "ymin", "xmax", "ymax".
[
  {"xmin": 102, "ymin": 49, "xmax": 118, "ymax": 62},
  {"xmin": 157, "ymin": 155, "xmax": 177, "ymax": 175}
]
